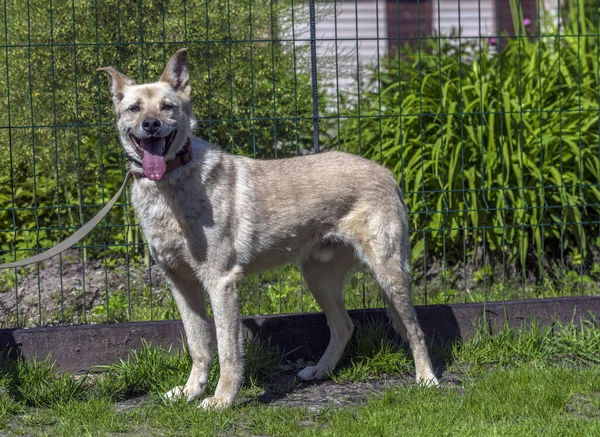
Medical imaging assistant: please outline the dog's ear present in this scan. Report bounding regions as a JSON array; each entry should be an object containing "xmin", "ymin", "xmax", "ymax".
[
  {"xmin": 160, "ymin": 48, "xmax": 190, "ymax": 97},
  {"xmin": 97, "ymin": 67, "xmax": 136, "ymax": 108}
]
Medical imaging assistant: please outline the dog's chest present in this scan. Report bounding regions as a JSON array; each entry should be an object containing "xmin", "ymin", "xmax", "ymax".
[{"xmin": 131, "ymin": 181, "xmax": 194, "ymax": 270}]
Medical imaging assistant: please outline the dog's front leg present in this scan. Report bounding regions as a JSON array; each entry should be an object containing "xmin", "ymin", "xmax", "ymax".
[
  {"xmin": 162, "ymin": 269, "xmax": 215, "ymax": 403},
  {"xmin": 200, "ymin": 268, "xmax": 244, "ymax": 409}
]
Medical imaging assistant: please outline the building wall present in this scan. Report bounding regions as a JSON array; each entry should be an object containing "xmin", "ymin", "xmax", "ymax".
[
  {"xmin": 433, "ymin": 0, "xmax": 495, "ymax": 37},
  {"xmin": 292, "ymin": 1, "xmax": 389, "ymax": 92},
  {"xmin": 291, "ymin": 0, "xmax": 562, "ymax": 93}
]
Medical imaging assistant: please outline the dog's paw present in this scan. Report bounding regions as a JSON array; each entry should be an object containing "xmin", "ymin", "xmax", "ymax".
[
  {"xmin": 163, "ymin": 386, "xmax": 186, "ymax": 402},
  {"xmin": 163, "ymin": 384, "xmax": 204, "ymax": 402},
  {"xmin": 199, "ymin": 396, "xmax": 233, "ymax": 410},
  {"xmin": 416, "ymin": 375, "xmax": 439, "ymax": 388},
  {"xmin": 297, "ymin": 365, "xmax": 326, "ymax": 381}
]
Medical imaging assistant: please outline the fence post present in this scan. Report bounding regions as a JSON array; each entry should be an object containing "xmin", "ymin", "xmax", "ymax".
[{"xmin": 309, "ymin": 0, "xmax": 320, "ymax": 153}]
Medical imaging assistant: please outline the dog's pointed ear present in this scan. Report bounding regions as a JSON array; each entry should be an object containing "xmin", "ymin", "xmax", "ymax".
[
  {"xmin": 97, "ymin": 66, "xmax": 135, "ymax": 107},
  {"xmin": 160, "ymin": 48, "xmax": 190, "ymax": 97}
]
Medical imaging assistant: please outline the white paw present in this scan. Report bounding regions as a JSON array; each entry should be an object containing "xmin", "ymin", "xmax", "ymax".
[
  {"xmin": 163, "ymin": 384, "xmax": 204, "ymax": 402},
  {"xmin": 417, "ymin": 375, "xmax": 439, "ymax": 388},
  {"xmin": 163, "ymin": 386, "xmax": 186, "ymax": 402},
  {"xmin": 200, "ymin": 396, "xmax": 232, "ymax": 410},
  {"xmin": 297, "ymin": 365, "xmax": 326, "ymax": 381}
]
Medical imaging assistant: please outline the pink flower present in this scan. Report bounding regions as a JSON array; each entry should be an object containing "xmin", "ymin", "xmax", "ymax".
[
  {"xmin": 523, "ymin": 18, "xmax": 532, "ymax": 26},
  {"xmin": 489, "ymin": 37, "xmax": 496, "ymax": 46}
]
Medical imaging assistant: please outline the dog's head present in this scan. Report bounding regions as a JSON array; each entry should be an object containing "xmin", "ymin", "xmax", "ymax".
[{"xmin": 98, "ymin": 48, "xmax": 196, "ymax": 181}]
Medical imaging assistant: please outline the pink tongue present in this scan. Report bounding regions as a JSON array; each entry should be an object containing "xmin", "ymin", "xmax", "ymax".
[{"xmin": 141, "ymin": 137, "xmax": 166, "ymax": 181}]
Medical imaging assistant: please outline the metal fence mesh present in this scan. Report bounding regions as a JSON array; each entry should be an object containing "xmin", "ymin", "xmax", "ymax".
[{"xmin": 1, "ymin": 0, "xmax": 599, "ymax": 328}]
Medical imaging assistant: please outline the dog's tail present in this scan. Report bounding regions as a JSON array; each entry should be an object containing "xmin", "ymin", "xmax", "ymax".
[{"xmin": 395, "ymin": 184, "xmax": 412, "ymax": 269}]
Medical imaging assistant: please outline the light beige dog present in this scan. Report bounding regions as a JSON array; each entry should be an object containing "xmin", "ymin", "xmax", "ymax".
[{"xmin": 99, "ymin": 49, "xmax": 438, "ymax": 409}]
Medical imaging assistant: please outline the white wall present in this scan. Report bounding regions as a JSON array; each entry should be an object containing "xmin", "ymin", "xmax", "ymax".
[
  {"xmin": 291, "ymin": 1, "xmax": 388, "ymax": 93},
  {"xmin": 433, "ymin": 0, "xmax": 495, "ymax": 39},
  {"xmin": 288, "ymin": 0, "xmax": 562, "ymax": 96}
]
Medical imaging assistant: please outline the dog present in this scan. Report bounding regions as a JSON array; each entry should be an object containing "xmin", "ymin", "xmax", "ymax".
[{"xmin": 98, "ymin": 48, "xmax": 438, "ymax": 409}]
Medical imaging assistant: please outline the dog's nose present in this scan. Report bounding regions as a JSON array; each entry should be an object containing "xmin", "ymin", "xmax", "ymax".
[{"xmin": 142, "ymin": 118, "xmax": 161, "ymax": 135}]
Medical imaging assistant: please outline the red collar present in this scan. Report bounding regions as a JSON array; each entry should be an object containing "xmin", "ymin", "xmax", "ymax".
[{"xmin": 133, "ymin": 138, "xmax": 192, "ymax": 179}]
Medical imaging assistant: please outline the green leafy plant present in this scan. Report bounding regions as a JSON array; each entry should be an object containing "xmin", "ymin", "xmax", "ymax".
[
  {"xmin": 339, "ymin": 0, "xmax": 600, "ymax": 279},
  {"xmin": 0, "ymin": 356, "xmax": 88, "ymax": 407}
]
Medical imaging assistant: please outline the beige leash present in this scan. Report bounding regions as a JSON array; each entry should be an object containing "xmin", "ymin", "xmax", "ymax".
[{"xmin": 0, "ymin": 172, "xmax": 132, "ymax": 269}]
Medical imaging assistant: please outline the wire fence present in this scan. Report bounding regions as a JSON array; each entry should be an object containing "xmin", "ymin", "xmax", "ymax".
[{"xmin": 1, "ymin": 0, "xmax": 599, "ymax": 328}]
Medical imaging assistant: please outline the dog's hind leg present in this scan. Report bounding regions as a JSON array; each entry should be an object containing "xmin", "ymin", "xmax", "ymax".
[
  {"xmin": 297, "ymin": 244, "xmax": 357, "ymax": 381},
  {"xmin": 363, "ymin": 241, "xmax": 438, "ymax": 386},
  {"xmin": 163, "ymin": 269, "xmax": 215, "ymax": 402}
]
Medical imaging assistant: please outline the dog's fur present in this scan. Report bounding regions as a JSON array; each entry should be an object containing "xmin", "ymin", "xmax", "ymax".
[{"xmin": 99, "ymin": 49, "xmax": 438, "ymax": 409}]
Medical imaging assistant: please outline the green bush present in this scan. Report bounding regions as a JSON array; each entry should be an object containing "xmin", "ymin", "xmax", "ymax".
[
  {"xmin": 0, "ymin": 0, "xmax": 332, "ymax": 263},
  {"xmin": 339, "ymin": 0, "xmax": 600, "ymax": 276}
]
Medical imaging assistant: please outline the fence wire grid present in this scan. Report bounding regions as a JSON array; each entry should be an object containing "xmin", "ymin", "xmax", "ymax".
[{"xmin": 1, "ymin": 0, "xmax": 599, "ymax": 328}]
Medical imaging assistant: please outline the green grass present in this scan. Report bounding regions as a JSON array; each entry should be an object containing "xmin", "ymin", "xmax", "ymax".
[
  {"xmin": 4, "ymin": 368, "xmax": 599, "ymax": 437},
  {"xmin": 331, "ymin": 319, "xmax": 413, "ymax": 383},
  {"xmin": 321, "ymin": 366, "xmax": 600, "ymax": 437},
  {"xmin": 454, "ymin": 316, "xmax": 600, "ymax": 371},
  {"xmin": 1, "ymin": 318, "xmax": 600, "ymax": 436}
]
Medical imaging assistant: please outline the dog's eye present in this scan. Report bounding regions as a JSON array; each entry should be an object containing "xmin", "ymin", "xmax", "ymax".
[
  {"xmin": 162, "ymin": 103, "xmax": 174, "ymax": 111},
  {"xmin": 128, "ymin": 104, "xmax": 140, "ymax": 113}
]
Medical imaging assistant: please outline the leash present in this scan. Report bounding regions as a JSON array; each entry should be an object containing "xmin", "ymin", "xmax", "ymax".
[{"xmin": 0, "ymin": 172, "xmax": 132, "ymax": 270}]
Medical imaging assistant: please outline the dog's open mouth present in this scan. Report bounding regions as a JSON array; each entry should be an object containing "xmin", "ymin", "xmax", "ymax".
[{"xmin": 129, "ymin": 130, "xmax": 177, "ymax": 181}]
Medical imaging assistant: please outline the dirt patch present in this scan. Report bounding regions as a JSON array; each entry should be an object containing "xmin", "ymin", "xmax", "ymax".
[
  {"xmin": 255, "ymin": 375, "xmax": 409, "ymax": 411},
  {"xmin": 0, "ymin": 250, "xmax": 166, "ymax": 327},
  {"xmin": 112, "ymin": 370, "xmax": 463, "ymax": 414},
  {"xmin": 110, "ymin": 377, "xmax": 409, "ymax": 414},
  {"xmin": 256, "ymin": 369, "xmax": 461, "ymax": 411},
  {"xmin": 565, "ymin": 392, "xmax": 600, "ymax": 418}
]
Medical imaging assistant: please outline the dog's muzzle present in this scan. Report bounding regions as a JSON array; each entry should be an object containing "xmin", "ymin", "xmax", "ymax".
[
  {"xmin": 130, "ymin": 137, "xmax": 192, "ymax": 180},
  {"xmin": 129, "ymin": 130, "xmax": 177, "ymax": 180}
]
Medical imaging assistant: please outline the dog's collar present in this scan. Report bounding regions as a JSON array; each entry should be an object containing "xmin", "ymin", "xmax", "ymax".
[{"xmin": 131, "ymin": 138, "xmax": 192, "ymax": 179}]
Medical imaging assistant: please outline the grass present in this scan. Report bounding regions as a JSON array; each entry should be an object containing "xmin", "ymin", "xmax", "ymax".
[
  {"xmin": 327, "ymin": 366, "xmax": 600, "ymax": 436},
  {"xmin": 1, "ymin": 318, "xmax": 599, "ymax": 436},
  {"xmin": 4, "ymin": 369, "xmax": 600, "ymax": 437},
  {"xmin": 330, "ymin": 319, "xmax": 414, "ymax": 383},
  {"xmin": 455, "ymin": 316, "xmax": 600, "ymax": 370}
]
